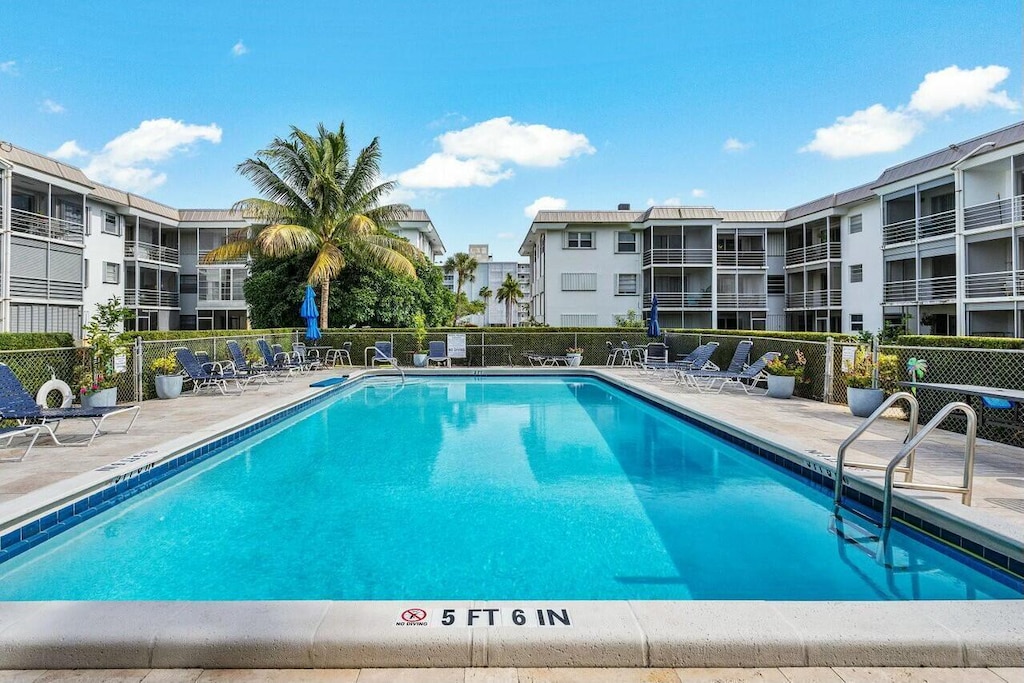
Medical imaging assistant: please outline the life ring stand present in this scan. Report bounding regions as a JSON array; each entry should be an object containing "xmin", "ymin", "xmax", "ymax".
[{"xmin": 36, "ymin": 367, "xmax": 74, "ymax": 409}]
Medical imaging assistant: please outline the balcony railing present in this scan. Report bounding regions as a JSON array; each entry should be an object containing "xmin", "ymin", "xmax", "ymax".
[
  {"xmin": 716, "ymin": 250, "xmax": 766, "ymax": 267},
  {"xmin": 198, "ymin": 249, "xmax": 248, "ymax": 266},
  {"xmin": 966, "ymin": 271, "xmax": 1015, "ymax": 298},
  {"xmin": 125, "ymin": 241, "xmax": 180, "ymax": 265},
  {"xmin": 964, "ymin": 196, "xmax": 1023, "ymax": 231},
  {"xmin": 882, "ymin": 209, "xmax": 955, "ymax": 246},
  {"xmin": 784, "ymin": 242, "xmax": 841, "ymax": 266},
  {"xmin": 718, "ymin": 292, "xmax": 768, "ymax": 308},
  {"xmin": 643, "ymin": 291, "xmax": 711, "ymax": 308},
  {"xmin": 883, "ymin": 279, "xmax": 917, "ymax": 302},
  {"xmin": 917, "ymin": 275, "xmax": 957, "ymax": 301},
  {"xmin": 125, "ymin": 289, "xmax": 180, "ymax": 307},
  {"xmin": 785, "ymin": 290, "xmax": 841, "ymax": 309},
  {"xmin": 9, "ymin": 207, "xmax": 84, "ymax": 243},
  {"xmin": 642, "ymin": 248, "xmax": 713, "ymax": 267}
]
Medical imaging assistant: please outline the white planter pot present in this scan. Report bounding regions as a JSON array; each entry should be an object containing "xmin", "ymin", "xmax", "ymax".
[
  {"xmin": 413, "ymin": 353, "xmax": 428, "ymax": 368},
  {"xmin": 154, "ymin": 374, "xmax": 184, "ymax": 399},
  {"xmin": 848, "ymin": 387, "xmax": 885, "ymax": 417},
  {"xmin": 81, "ymin": 386, "xmax": 118, "ymax": 408},
  {"xmin": 567, "ymin": 353, "xmax": 582, "ymax": 367},
  {"xmin": 766, "ymin": 374, "xmax": 795, "ymax": 399}
]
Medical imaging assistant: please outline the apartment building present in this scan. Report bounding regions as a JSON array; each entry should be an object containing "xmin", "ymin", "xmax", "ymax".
[
  {"xmin": 522, "ymin": 121, "xmax": 1024, "ymax": 337},
  {"xmin": 443, "ymin": 244, "xmax": 531, "ymax": 326},
  {"xmin": 0, "ymin": 142, "xmax": 446, "ymax": 335}
]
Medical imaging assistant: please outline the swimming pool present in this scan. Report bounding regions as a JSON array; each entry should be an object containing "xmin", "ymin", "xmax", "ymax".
[{"xmin": 0, "ymin": 376, "xmax": 1018, "ymax": 601}]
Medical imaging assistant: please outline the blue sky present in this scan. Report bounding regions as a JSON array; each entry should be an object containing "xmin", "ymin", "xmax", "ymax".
[{"xmin": 2, "ymin": 1, "xmax": 1022, "ymax": 260}]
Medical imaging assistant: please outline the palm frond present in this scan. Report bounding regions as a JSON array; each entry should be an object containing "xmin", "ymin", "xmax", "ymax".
[
  {"xmin": 255, "ymin": 224, "xmax": 321, "ymax": 257},
  {"xmin": 307, "ymin": 242, "xmax": 346, "ymax": 286},
  {"xmin": 202, "ymin": 237, "xmax": 254, "ymax": 264},
  {"xmin": 360, "ymin": 242, "xmax": 417, "ymax": 278}
]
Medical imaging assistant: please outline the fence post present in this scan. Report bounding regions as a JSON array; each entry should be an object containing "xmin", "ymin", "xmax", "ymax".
[
  {"xmin": 134, "ymin": 336, "xmax": 143, "ymax": 404},
  {"xmin": 871, "ymin": 334, "xmax": 880, "ymax": 389},
  {"xmin": 823, "ymin": 336, "xmax": 834, "ymax": 404}
]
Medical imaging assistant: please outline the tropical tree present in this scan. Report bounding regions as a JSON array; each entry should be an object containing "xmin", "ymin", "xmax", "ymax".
[
  {"xmin": 495, "ymin": 272, "xmax": 525, "ymax": 327},
  {"xmin": 478, "ymin": 286, "xmax": 492, "ymax": 325},
  {"xmin": 203, "ymin": 123, "xmax": 419, "ymax": 329},
  {"xmin": 443, "ymin": 252, "xmax": 478, "ymax": 324}
]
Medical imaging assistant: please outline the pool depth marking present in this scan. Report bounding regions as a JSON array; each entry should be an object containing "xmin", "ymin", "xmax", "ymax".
[{"xmin": 395, "ymin": 607, "xmax": 573, "ymax": 627}]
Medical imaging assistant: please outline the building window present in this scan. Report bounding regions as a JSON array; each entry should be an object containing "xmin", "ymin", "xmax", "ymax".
[
  {"xmin": 180, "ymin": 274, "xmax": 198, "ymax": 294},
  {"xmin": 849, "ymin": 264, "xmax": 863, "ymax": 283},
  {"xmin": 616, "ymin": 232, "xmax": 636, "ymax": 253},
  {"xmin": 849, "ymin": 214, "xmax": 863, "ymax": 234},
  {"xmin": 767, "ymin": 274, "xmax": 785, "ymax": 295},
  {"xmin": 560, "ymin": 313, "xmax": 598, "ymax": 326},
  {"xmin": 616, "ymin": 274, "xmax": 638, "ymax": 295},
  {"xmin": 83, "ymin": 259, "xmax": 89, "ymax": 288},
  {"xmin": 103, "ymin": 212, "xmax": 121, "ymax": 236},
  {"xmin": 561, "ymin": 273, "xmax": 597, "ymax": 291},
  {"xmin": 851, "ymin": 313, "xmax": 864, "ymax": 332},
  {"xmin": 566, "ymin": 231, "xmax": 594, "ymax": 249},
  {"xmin": 102, "ymin": 262, "xmax": 120, "ymax": 284}
]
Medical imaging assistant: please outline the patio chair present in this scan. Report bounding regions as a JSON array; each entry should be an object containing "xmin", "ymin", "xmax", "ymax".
[
  {"xmin": 273, "ymin": 343, "xmax": 312, "ymax": 374},
  {"xmin": 174, "ymin": 347, "xmax": 246, "ymax": 395},
  {"xmin": 692, "ymin": 351, "xmax": 780, "ymax": 394},
  {"xmin": 255, "ymin": 339, "xmax": 299, "ymax": 379},
  {"xmin": 225, "ymin": 340, "xmax": 275, "ymax": 385},
  {"xmin": 0, "ymin": 423, "xmax": 41, "ymax": 462},
  {"xmin": 606, "ymin": 341, "xmax": 629, "ymax": 366},
  {"xmin": 0, "ymin": 363, "xmax": 140, "ymax": 448},
  {"xmin": 292, "ymin": 342, "xmax": 323, "ymax": 371},
  {"xmin": 676, "ymin": 341, "xmax": 751, "ymax": 389},
  {"xmin": 325, "ymin": 342, "xmax": 353, "ymax": 367},
  {"xmin": 427, "ymin": 341, "xmax": 451, "ymax": 367},
  {"xmin": 371, "ymin": 341, "xmax": 398, "ymax": 366}
]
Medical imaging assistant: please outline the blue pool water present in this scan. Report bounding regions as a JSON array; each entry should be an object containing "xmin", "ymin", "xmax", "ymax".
[{"xmin": 0, "ymin": 377, "xmax": 1018, "ymax": 601}]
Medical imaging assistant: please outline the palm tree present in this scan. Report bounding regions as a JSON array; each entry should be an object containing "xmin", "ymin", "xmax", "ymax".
[
  {"xmin": 443, "ymin": 252, "xmax": 478, "ymax": 324},
  {"xmin": 478, "ymin": 286, "xmax": 492, "ymax": 325},
  {"xmin": 203, "ymin": 123, "xmax": 419, "ymax": 329},
  {"xmin": 495, "ymin": 272, "xmax": 524, "ymax": 327}
]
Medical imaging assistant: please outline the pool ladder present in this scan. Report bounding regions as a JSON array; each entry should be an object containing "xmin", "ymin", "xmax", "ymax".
[{"xmin": 832, "ymin": 391, "xmax": 978, "ymax": 531}]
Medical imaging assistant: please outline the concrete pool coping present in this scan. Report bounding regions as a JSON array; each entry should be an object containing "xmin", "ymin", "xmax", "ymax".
[{"xmin": 0, "ymin": 368, "xmax": 1020, "ymax": 669}]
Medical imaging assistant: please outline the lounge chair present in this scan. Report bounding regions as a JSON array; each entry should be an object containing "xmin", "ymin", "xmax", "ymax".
[
  {"xmin": 325, "ymin": 342, "xmax": 353, "ymax": 367},
  {"xmin": 255, "ymin": 340, "xmax": 299, "ymax": 378},
  {"xmin": 427, "ymin": 341, "xmax": 451, "ymax": 367},
  {"xmin": 0, "ymin": 363, "xmax": 140, "ymax": 447},
  {"xmin": 371, "ymin": 341, "xmax": 398, "ymax": 366},
  {"xmin": 691, "ymin": 351, "xmax": 780, "ymax": 394},
  {"xmin": 225, "ymin": 340, "xmax": 275, "ymax": 385},
  {"xmin": 0, "ymin": 424, "xmax": 41, "ymax": 462},
  {"xmin": 606, "ymin": 341, "xmax": 629, "ymax": 366},
  {"xmin": 174, "ymin": 347, "xmax": 246, "ymax": 395},
  {"xmin": 291, "ymin": 342, "xmax": 323, "ymax": 371},
  {"xmin": 273, "ymin": 343, "xmax": 312, "ymax": 374},
  {"xmin": 677, "ymin": 340, "xmax": 752, "ymax": 389},
  {"xmin": 644, "ymin": 341, "xmax": 719, "ymax": 379}
]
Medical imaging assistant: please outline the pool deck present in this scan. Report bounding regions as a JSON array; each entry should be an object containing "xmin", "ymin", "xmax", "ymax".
[{"xmin": 0, "ymin": 367, "xmax": 1020, "ymax": 671}]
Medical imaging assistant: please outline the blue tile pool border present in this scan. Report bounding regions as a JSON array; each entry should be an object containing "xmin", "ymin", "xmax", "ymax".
[{"xmin": 0, "ymin": 370, "xmax": 1021, "ymax": 587}]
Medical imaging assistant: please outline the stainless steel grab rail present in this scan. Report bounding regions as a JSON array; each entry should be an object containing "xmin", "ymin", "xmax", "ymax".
[
  {"xmin": 833, "ymin": 392, "xmax": 920, "ymax": 510},
  {"xmin": 881, "ymin": 402, "xmax": 977, "ymax": 530}
]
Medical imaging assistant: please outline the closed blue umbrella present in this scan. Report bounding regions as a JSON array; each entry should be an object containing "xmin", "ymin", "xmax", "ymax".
[
  {"xmin": 300, "ymin": 285, "xmax": 321, "ymax": 341},
  {"xmin": 647, "ymin": 294, "xmax": 661, "ymax": 338}
]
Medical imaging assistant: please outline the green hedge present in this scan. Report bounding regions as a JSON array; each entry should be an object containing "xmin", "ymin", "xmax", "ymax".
[
  {"xmin": 0, "ymin": 333, "xmax": 75, "ymax": 350},
  {"xmin": 895, "ymin": 334, "xmax": 1024, "ymax": 350},
  {"xmin": 664, "ymin": 328, "xmax": 843, "ymax": 343},
  {"xmin": 134, "ymin": 328, "xmax": 299, "ymax": 342}
]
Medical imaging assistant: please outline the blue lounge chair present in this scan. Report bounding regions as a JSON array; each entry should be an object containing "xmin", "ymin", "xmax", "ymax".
[
  {"xmin": 174, "ymin": 347, "xmax": 245, "ymax": 395},
  {"xmin": 0, "ymin": 423, "xmax": 41, "ymax": 463},
  {"xmin": 0, "ymin": 363, "xmax": 139, "ymax": 447},
  {"xmin": 692, "ymin": 351, "xmax": 780, "ymax": 394},
  {"xmin": 677, "ymin": 340, "xmax": 753, "ymax": 388},
  {"xmin": 371, "ymin": 341, "xmax": 398, "ymax": 366},
  {"xmin": 256, "ymin": 340, "xmax": 299, "ymax": 378},
  {"xmin": 427, "ymin": 341, "xmax": 451, "ymax": 367},
  {"xmin": 226, "ymin": 340, "xmax": 274, "ymax": 385},
  {"xmin": 273, "ymin": 343, "xmax": 311, "ymax": 374},
  {"xmin": 645, "ymin": 342, "xmax": 719, "ymax": 379}
]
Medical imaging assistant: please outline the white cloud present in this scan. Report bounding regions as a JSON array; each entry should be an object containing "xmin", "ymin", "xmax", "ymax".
[
  {"xmin": 82, "ymin": 118, "xmax": 222, "ymax": 192},
  {"xmin": 49, "ymin": 140, "xmax": 87, "ymax": 159},
  {"xmin": 439, "ymin": 116, "xmax": 594, "ymax": 167},
  {"xmin": 524, "ymin": 196, "xmax": 567, "ymax": 218},
  {"xmin": 0, "ymin": 60, "xmax": 16, "ymax": 75},
  {"xmin": 398, "ymin": 153, "xmax": 513, "ymax": 189},
  {"xmin": 800, "ymin": 104, "xmax": 923, "ymax": 159},
  {"xmin": 723, "ymin": 137, "xmax": 752, "ymax": 153},
  {"xmin": 40, "ymin": 98, "xmax": 64, "ymax": 114},
  {"xmin": 691, "ymin": 188, "xmax": 707, "ymax": 198},
  {"xmin": 908, "ymin": 65, "xmax": 1016, "ymax": 116},
  {"xmin": 232, "ymin": 40, "xmax": 248, "ymax": 57}
]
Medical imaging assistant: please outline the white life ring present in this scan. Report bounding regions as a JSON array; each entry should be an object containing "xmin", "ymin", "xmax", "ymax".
[{"xmin": 36, "ymin": 378, "xmax": 74, "ymax": 409}]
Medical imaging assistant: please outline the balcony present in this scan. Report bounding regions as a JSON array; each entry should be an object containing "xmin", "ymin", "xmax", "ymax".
[
  {"xmin": 641, "ymin": 248, "xmax": 712, "ymax": 266},
  {"xmin": 125, "ymin": 241, "xmax": 180, "ymax": 265},
  {"xmin": 125, "ymin": 289, "xmax": 180, "ymax": 307},
  {"xmin": 642, "ymin": 291, "xmax": 711, "ymax": 308},
  {"xmin": 964, "ymin": 195, "xmax": 1023, "ymax": 231},
  {"xmin": 716, "ymin": 251, "xmax": 766, "ymax": 268},
  {"xmin": 9, "ymin": 207, "xmax": 84, "ymax": 243},
  {"xmin": 882, "ymin": 276, "xmax": 956, "ymax": 303},
  {"xmin": 882, "ymin": 209, "xmax": 955, "ymax": 246},
  {"xmin": 718, "ymin": 292, "xmax": 768, "ymax": 308},
  {"xmin": 785, "ymin": 290, "xmax": 841, "ymax": 309},
  {"xmin": 198, "ymin": 249, "xmax": 248, "ymax": 266},
  {"xmin": 785, "ymin": 243, "xmax": 840, "ymax": 267},
  {"xmin": 966, "ymin": 271, "xmax": 1015, "ymax": 298}
]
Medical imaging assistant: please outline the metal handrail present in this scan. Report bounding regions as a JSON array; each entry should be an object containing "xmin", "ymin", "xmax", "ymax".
[
  {"xmin": 833, "ymin": 392, "xmax": 920, "ymax": 510},
  {"xmin": 881, "ymin": 402, "xmax": 977, "ymax": 530}
]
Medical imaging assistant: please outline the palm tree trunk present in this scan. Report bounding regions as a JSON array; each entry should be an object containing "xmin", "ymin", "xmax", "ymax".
[{"xmin": 320, "ymin": 280, "xmax": 330, "ymax": 330}]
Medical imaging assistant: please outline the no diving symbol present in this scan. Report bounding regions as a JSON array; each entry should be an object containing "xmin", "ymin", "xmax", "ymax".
[{"xmin": 401, "ymin": 608, "xmax": 427, "ymax": 623}]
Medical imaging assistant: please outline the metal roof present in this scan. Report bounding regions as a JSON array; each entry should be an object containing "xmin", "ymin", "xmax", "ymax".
[
  {"xmin": 0, "ymin": 143, "xmax": 94, "ymax": 188},
  {"xmin": 90, "ymin": 183, "xmax": 131, "ymax": 207},
  {"xmin": 179, "ymin": 209, "xmax": 247, "ymax": 222},
  {"xmin": 534, "ymin": 210, "xmax": 643, "ymax": 223},
  {"xmin": 394, "ymin": 208, "xmax": 431, "ymax": 222},
  {"xmin": 128, "ymin": 194, "xmax": 180, "ymax": 222},
  {"xmin": 833, "ymin": 181, "xmax": 876, "ymax": 206},
  {"xmin": 642, "ymin": 206, "xmax": 722, "ymax": 220},
  {"xmin": 873, "ymin": 121, "xmax": 1024, "ymax": 189},
  {"xmin": 719, "ymin": 210, "xmax": 785, "ymax": 222}
]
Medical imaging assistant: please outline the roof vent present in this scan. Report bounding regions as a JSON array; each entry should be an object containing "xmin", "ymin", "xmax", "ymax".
[{"xmin": 617, "ymin": 203, "xmax": 630, "ymax": 211}]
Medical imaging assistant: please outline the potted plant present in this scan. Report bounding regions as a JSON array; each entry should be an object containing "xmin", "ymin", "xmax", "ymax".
[
  {"xmin": 566, "ymin": 347, "xmax": 584, "ymax": 367},
  {"xmin": 150, "ymin": 354, "xmax": 183, "ymax": 399},
  {"xmin": 765, "ymin": 350, "xmax": 805, "ymax": 399},
  {"xmin": 79, "ymin": 297, "xmax": 134, "ymax": 408},
  {"xmin": 845, "ymin": 345, "xmax": 900, "ymax": 417},
  {"xmin": 412, "ymin": 313, "xmax": 429, "ymax": 367}
]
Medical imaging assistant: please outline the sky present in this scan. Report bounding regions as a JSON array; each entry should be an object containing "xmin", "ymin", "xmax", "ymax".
[{"xmin": 1, "ymin": 1, "xmax": 1022, "ymax": 261}]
